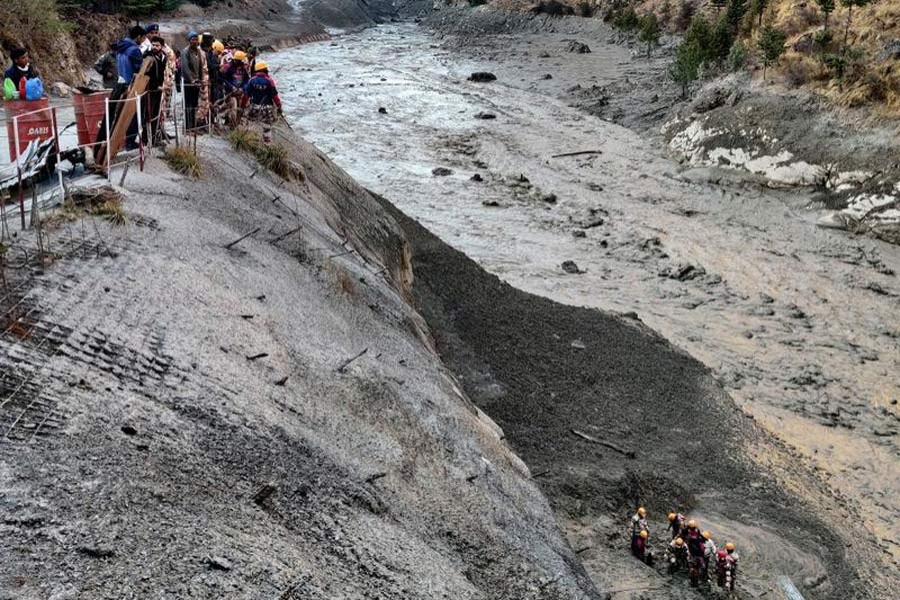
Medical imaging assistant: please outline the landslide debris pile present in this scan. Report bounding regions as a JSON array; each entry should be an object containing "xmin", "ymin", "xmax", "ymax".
[{"xmin": 0, "ymin": 129, "xmax": 599, "ymax": 599}]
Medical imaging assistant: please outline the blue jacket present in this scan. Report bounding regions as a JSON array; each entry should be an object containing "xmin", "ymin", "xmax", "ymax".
[{"xmin": 115, "ymin": 38, "xmax": 143, "ymax": 84}]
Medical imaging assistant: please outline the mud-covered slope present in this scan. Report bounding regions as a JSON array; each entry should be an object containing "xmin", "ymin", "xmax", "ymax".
[
  {"xmin": 0, "ymin": 130, "xmax": 599, "ymax": 599},
  {"xmin": 378, "ymin": 198, "xmax": 883, "ymax": 599}
]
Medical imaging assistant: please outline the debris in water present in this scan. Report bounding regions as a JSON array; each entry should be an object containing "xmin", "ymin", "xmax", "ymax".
[
  {"xmin": 432, "ymin": 167, "xmax": 453, "ymax": 176},
  {"xmin": 468, "ymin": 72, "xmax": 497, "ymax": 82},
  {"xmin": 205, "ymin": 555, "xmax": 233, "ymax": 571},
  {"xmin": 561, "ymin": 260, "xmax": 584, "ymax": 274}
]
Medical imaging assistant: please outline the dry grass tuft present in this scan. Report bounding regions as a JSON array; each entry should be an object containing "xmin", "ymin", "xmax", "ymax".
[
  {"xmin": 227, "ymin": 127, "xmax": 262, "ymax": 153},
  {"xmin": 227, "ymin": 127, "xmax": 296, "ymax": 180},
  {"xmin": 164, "ymin": 146, "xmax": 202, "ymax": 178},
  {"xmin": 256, "ymin": 144, "xmax": 292, "ymax": 180},
  {"xmin": 92, "ymin": 197, "xmax": 128, "ymax": 226}
]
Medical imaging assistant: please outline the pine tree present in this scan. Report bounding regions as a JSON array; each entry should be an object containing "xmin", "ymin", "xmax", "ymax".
[
  {"xmin": 757, "ymin": 24, "xmax": 787, "ymax": 80},
  {"xmin": 638, "ymin": 14, "xmax": 662, "ymax": 58},
  {"xmin": 712, "ymin": 16, "xmax": 734, "ymax": 63},
  {"xmin": 750, "ymin": 0, "xmax": 768, "ymax": 28},
  {"xmin": 725, "ymin": 0, "xmax": 747, "ymax": 32},
  {"xmin": 816, "ymin": 0, "xmax": 836, "ymax": 30},
  {"xmin": 840, "ymin": 0, "xmax": 871, "ymax": 55},
  {"xmin": 684, "ymin": 16, "xmax": 715, "ymax": 65},
  {"xmin": 669, "ymin": 42, "xmax": 700, "ymax": 98}
]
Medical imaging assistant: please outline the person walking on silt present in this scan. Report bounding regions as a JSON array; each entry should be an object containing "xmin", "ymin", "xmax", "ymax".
[{"xmin": 180, "ymin": 31, "xmax": 209, "ymax": 132}]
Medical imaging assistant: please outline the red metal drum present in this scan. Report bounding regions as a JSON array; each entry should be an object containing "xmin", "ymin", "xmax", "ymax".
[
  {"xmin": 73, "ymin": 89, "xmax": 110, "ymax": 148},
  {"xmin": 4, "ymin": 98, "xmax": 54, "ymax": 160}
]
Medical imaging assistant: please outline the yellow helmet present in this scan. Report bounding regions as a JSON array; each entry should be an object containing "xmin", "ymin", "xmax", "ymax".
[
  {"xmin": 233, "ymin": 50, "xmax": 247, "ymax": 62},
  {"xmin": 687, "ymin": 519, "xmax": 697, "ymax": 528},
  {"xmin": 637, "ymin": 507, "xmax": 646, "ymax": 517},
  {"xmin": 639, "ymin": 530, "xmax": 648, "ymax": 539},
  {"xmin": 725, "ymin": 542, "xmax": 735, "ymax": 552},
  {"xmin": 674, "ymin": 537, "xmax": 684, "ymax": 547},
  {"xmin": 254, "ymin": 60, "xmax": 269, "ymax": 72},
  {"xmin": 668, "ymin": 513, "xmax": 676, "ymax": 522},
  {"xmin": 212, "ymin": 40, "xmax": 224, "ymax": 54},
  {"xmin": 702, "ymin": 530, "xmax": 711, "ymax": 540}
]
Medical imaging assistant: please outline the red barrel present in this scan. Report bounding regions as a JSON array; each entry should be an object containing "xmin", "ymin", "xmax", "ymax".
[
  {"xmin": 73, "ymin": 89, "xmax": 110, "ymax": 148},
  {"xmin": 4, "ymin": 98, "xmax": 53, "ymax": 160}
]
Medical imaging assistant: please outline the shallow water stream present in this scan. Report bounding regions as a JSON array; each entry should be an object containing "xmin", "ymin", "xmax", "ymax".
[{"xmin": 270, "ymin": 23, "xmax": 900, "ymax": 573}]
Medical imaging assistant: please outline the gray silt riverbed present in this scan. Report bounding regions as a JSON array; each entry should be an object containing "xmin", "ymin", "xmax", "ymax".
[{"xmin": 269, "ymin": 21, "xmax": 900, "ymax": 580}]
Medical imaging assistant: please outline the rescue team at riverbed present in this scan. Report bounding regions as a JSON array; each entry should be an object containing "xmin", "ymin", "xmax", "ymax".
[
  {"xmin": 4, "ymin": 24, "xmax": 282, "ymax": 150},
  {"xmin": 630, "ymin": 507, "xmax": 741, "ymax": 592}
]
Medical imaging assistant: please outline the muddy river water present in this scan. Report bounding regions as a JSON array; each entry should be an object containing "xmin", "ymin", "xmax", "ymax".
[{"xmin": 269, "ymin": 23, "xmax": 899, "ymax": 571}]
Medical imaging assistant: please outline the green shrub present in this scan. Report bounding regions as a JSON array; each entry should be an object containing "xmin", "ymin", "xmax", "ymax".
[
  {"xmin": 727, "ymin": 40, "xmax": 748, "ymax": 71},
  {"xmin": 613, "ymin": 8, "xmax": 641, "ymax": 31},
  {"xmin": 0, "ymin": 0, "xmax": 71, "ymax": 50}
]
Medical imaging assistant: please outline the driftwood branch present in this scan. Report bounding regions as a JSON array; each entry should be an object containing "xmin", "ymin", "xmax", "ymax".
[
  {"xmin": 571, "ymin": 429, "xmax": 636, "ymax": 459},
  {"xmin": 336, "ymin": 347, "xmax": 368, "ymax": 373},
  {"xmin": 225, "ymin": 227, "xmax": 261, "ymax": 249},
  {"xmin": 365, "ymin": 472, "xmax": 388, "ymax": 484},
  {"xmin": 270, "ymin": 225, "xmax": 302, "ymax": 244},
  {"xmin": 551, "ymin": 150, "xmax": 603, "ymax": 159}
]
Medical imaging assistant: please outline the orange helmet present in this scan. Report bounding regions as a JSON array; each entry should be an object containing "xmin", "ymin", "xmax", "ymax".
[
  {"xmin": 668, "ymin": 513, "xmax": 676, "ymax": 522},
  {"xmin": 674, "ymin": 537, "xmax": 684, "ymax": 547},
  {"xmin": 639, "ymin": 530, "xmax": 649, "ymax": 539},
  {"xmin": 687, "ymin": 519, "xmax": 697, "ymax": 528},
  {"xmin": 702, "ymin": 530, "xmax": 712, "ymax": 540},
  {"xmin": 233, "ymin": 50, "xmax": 247, "ymax": 62},
  {"xmin": 725, "ymin": 542, "xmax": 735, "ymax": 552},
  {"xmin": 637, "ymin": 507, "xmax": 646, "ymax": 517}
]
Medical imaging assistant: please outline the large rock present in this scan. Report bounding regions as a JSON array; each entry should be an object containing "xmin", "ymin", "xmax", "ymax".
[
  {"xmin": 566, "ymin": 40, "xmax": 591, "ymax": 54},
  {"xmin": 50, "ymin": 82, "xmax": 71, "ymax": 98},
  {"xmin": 468, "ymin": 72, "xmax": 497, "ymax": 82}
]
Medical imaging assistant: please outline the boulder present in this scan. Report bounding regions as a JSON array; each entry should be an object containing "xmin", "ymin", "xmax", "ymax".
[
  {"xmin": 432, "ymin": 167, "xmax": 453, "ymax": 176},
  {"xmin": 566, "ymin": 41, "xmax": 591, "ymax": 54},
  {"xmin": 561, "ymin": 260, "xmax": 584, "ymax": 274},
  {"xmin": 474, "ymin": 112, "xmax": 496, "ymax": 120},
  {"xmin": 50, "ymin": 82, "xmax": 71, "ymax": 98},
  {"xmin": 468, "ymin": 72, "xmax": 497, "ymax": 83}
]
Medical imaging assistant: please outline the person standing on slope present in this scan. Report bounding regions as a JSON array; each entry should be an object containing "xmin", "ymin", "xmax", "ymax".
[
  {"xmin": 629, "ymin": 507, "xmax": 648, "ymax": 556},
  {"xmin": 180, "ymin": 31, "xmax": 208, "ymax": 131},
  {"xmin": 701, "ymin": 530, "xmax": 717, "ymax": 582},
  {"xmin": 666, "ymin": 511, "xmax": 686, "ymax": 539}
]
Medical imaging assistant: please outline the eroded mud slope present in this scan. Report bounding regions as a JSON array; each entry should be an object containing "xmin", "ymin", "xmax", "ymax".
[{"xmin": 0, "ymin": 129, "xmax": 598, "ymax": 599}]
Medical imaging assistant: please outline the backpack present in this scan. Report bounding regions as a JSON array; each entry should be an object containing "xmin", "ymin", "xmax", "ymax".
[{"xmin": 25, "ymin": 78, "xmax": 43, "ymax": 100}]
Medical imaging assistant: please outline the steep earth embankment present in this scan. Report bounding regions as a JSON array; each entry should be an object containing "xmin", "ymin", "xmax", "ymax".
[{"xmin": 0, "ymin": 127, "xmax": 600, "ymax": 599}]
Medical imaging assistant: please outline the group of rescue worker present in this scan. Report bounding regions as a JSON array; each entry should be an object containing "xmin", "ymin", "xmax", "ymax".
[
  {"xmin": 4, "ymin": 24, "xmax": 281, "ymax": 153},
  {"xmin": 629, "ymin": 507, "xmax": 741, "ymax": 591},
  {"xmin": 92, "ymin": 24, "xmax": 282, "ymax": 148}
]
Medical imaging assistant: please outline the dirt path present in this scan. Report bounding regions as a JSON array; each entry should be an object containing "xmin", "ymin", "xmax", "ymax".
[{"xmin": 270, "ymin": 22, "xmax": 899, "ymax": 592}]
